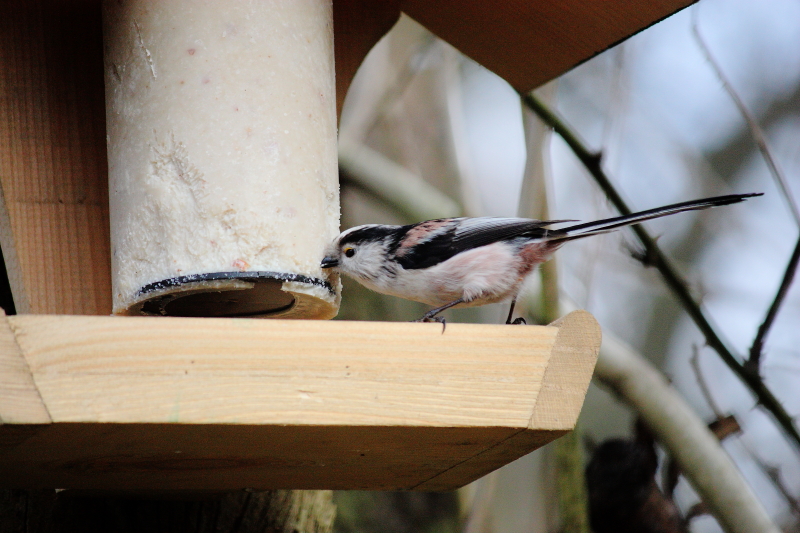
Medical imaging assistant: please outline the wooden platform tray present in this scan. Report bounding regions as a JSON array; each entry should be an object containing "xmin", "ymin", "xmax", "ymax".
[{"xmin": 0, "ymin": 310, "xmax": 600, "ymax": 491}]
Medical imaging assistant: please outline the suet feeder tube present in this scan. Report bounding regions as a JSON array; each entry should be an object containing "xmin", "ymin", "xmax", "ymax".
[{"xmin": 103, "ymin": 0, "xmax": 340, "ymax": 318}]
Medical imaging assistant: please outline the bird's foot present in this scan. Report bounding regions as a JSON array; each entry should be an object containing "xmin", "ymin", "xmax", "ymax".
[
  {"xmin": 510, "ymin": 317, "xmax": 526, "ymax": 325},
  {"xmin": 413, "ymin": 315, "xmax": 447, "ymax": 333}
]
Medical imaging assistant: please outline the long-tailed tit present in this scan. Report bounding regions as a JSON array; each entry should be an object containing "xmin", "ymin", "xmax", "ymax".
[{"xmin": 321, "ymin": 193, "xmax": 761, "ymax": 324}]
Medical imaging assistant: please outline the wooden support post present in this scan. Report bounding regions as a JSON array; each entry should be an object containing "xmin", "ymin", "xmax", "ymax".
[{"xmin": 0, "ymin": 1, "xmax": 111, "ymax": 315}]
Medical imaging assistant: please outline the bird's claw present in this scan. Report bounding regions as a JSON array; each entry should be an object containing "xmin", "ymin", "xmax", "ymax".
[
  {"xmin": 413, "ymin": 315, "xmax": 447, "ymax": 333},
  {"xmin": 415, "ymin": 316, "xmax": 444, "ymax": 323},
  {"xmin": 511, "ymin": 317, "xmax": 527, "ymax": 325}
]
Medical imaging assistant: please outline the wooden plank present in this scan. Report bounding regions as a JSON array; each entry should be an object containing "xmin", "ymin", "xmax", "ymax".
[
  {"xmin": 414, "ymin": 309, "xmax": 601, "ymax": 491},
  {"xmin": 0, "ymin": 311, "xmax": 600, "ymax": 490},
  {"xmin": 400, "ymin": 0, "xmax": 697, "ymax": 92},
  {"xmin": 529, "ymin": 310, "xmax": 603, "ymax": 430},
  {"xmin": 0, "ymin": 1, "xmax": 111, "ymax": 315},
  {"xmin": 332, "ymin": 0, "xmax": 697, "ymax": 107},
  {"xmin": 9, "ymin": 316, "xmax": 556, "ymax": 426},
  {"xmin": 0, "ymin": 310, "xmax": 50, "ymax": 424},
  {"xmin": 2, "ymin": 424, "xmax": 519, "ymax": 490},
  {"xmin": 333, "ymin": 0, "xmax": 401, "ymax": 117}
]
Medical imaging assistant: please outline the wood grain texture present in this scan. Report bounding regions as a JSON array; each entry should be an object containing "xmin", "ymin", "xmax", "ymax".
[
  {"xmin": 0, "ymin": 311, "xmax": 599, "ymax": 490},
  {"xmin": 414, "ymin": 310, "xmax": 601, "ymax": 491},
  {"xmin": 10, "ymin": 316, "xmax": 555, "ymax": 426},
  {"xmin": 333, "ymin": 0, "xmax": 401, "ymax": 117},
  {"xmin": 331, "ymin": 0, "xmax": 696, "ymax": 109},
  {"xmin": 400, "ymin": 0, "xmax": 698, "ymax": 92},
  {"xmin": 530, "ymin": 310, "xmax": 602, "ymax": 430},
  {"xmin": 0, "ymin": 1, "xmax": 111, "ymax": 315},
  {"xmin": 0, "ymin": 310, "xmax": 50, "ymax": 424}
]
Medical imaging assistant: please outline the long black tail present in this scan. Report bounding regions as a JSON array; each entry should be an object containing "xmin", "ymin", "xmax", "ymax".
[{"xmin": 550, "ymin": 193, "xmax": 762, "ymax": 243}]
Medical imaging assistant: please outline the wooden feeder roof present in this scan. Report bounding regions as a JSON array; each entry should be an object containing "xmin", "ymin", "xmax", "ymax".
[{"xmin": 334, "ymin": 0, "xmax": 698, "ymax": 113}]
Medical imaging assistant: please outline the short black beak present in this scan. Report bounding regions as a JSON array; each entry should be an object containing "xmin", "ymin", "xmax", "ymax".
[{"xmin": 321, "ymin": 256, "xmax": 339, "ymax": 269}]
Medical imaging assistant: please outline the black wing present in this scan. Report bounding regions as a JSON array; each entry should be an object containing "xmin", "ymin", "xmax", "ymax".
[{"xmin": 396, "ymin": 217, "xmax": 571, "ymax": 270}]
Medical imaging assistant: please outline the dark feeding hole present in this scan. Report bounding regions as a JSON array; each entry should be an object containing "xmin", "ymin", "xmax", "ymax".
[{"xmin": 139, "ymin": 278, "xmax": 295, "ymax": 318}]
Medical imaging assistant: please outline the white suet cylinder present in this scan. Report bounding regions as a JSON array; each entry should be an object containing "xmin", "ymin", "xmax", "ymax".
[{"xmin": 103, "ymin": 0, "xmax": 340, "ymax": 318}]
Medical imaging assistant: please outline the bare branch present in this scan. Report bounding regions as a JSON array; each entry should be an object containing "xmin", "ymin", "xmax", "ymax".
[
  {"xmin": 348, "ymin": 26, "xmax": 437, "ymax": 142},
  {"xmin": 519, "ymin": 84, "xmax": 561, "ymax": 324},
  {"xmin": 747, "ymin": 235, "xmax": 800, "ymax": 373},
  {"xmin": 681, "ymin": 349, "xmax": 792, "ymax": 524},
  {"xmin": 585, "ymin": 314, "xmax": 782, "ymax": 533},
  {"xmin": 583, "ymin": 314, "xmax": 778, "ymax": 532},
  {"xmin": 461, "ymin": 471, "xmax": 498, "ymax": 533},
  {"xmin": 739, "ymin": 439, "xmax": 800, "ymax": 518},
  {"xmin": 521, "ymin": 91, "xmax": 800, "ymax": 452},
  {"xmin": 691, "ymin": 13, "xmax": 800, "ymax": 227},
  {"xmin": 763, "ymin": 465, "xmax": 800, "ymax": 518},
  {"xmin": 691, "ymin": 11, "xmax": 800, "ymax": 375},
  {"xmin": 669, "ymin": 347, "xmax": 741, "ymax": 504},
  {"xmin": 518, "ymin": 85, "xmax": 590, "ymax": 532},
  {"xmin": 443, "ymin": 45, "xmax": 485, "ymax": 218},
  {"xmin": 339, "ymin": 138, "xmax": 462, "ymax": 222},
  {"xmin": 690, "ymin": 346, "xmax": 725, "ymax": 419}
]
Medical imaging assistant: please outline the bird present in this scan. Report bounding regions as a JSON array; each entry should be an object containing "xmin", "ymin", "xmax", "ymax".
[
  {"xmin": 586, "ymin": 429, "xmax": 688, "ymax": 533},
  {"xmin": 321, "ymin": 193, "xmax": 761, "ymax": 324}
]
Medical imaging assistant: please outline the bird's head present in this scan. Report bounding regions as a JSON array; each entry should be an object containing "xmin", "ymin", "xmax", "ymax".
[{"xmin": 321, "ymin": 224, "xmax": 400, "ymax": 282}]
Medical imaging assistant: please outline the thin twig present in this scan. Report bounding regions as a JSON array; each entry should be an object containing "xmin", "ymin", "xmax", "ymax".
[
  {"xmin": 670, "ymin": 348, "xmax": 741, "ymax": 501},
  {"xmin": 760, "ymin": 464, "xmax": 800, "ymax": 517},
  {"xmin": 682, "ymin": 318, "xmax": 800, "ymax": 520},
  {"xmin": 739, "ymin": 438, "xmax": 800, "ymax": 518},
  {"xmin": 521, "ymin": 92, "xmax": 800, "ymax": 452},
  {"xmin": 692, "ymin": 13, "xmax": 800, "ymax": 375},
  {"xmin": 691, "ymin": 14, "xmax": 800, "ymax": 227},
  {"xmin": 339, "ymin": 138, "xmax": 462, "ymax": 222},
  {"xmin": 748, "ymin": 235, "xmax": 800, "ymax": 373},
  {"xmin": 690, "ymin": 345, "xmax": 724, "ymax": 419}
]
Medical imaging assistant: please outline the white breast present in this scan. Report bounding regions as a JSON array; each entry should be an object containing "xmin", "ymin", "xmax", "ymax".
[{"xmin": 378, "ymin": 242, "xmax": 528, "ymax": 307}]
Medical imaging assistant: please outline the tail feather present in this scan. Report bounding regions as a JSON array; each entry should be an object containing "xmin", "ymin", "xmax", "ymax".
[{"xmin": 548, "ymin": 193, "xmax": 762, "ymax": 243}]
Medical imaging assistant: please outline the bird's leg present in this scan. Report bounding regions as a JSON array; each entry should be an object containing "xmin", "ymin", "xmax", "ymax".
[
  {"xmin": 505, "ymin": 298, "xmax": 517, "ymax": 324},
  {"xmin": 505, "ymin": 297, "xmax": 527, "ymax": 325},
  {"xmin": 415, "ymin": 298, "xmax": 465, "ymax": 324}
]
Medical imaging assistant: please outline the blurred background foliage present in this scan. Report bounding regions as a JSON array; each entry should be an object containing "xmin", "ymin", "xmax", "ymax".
[{"xmin": 332, "ymin": 0, "xmax": 800, "ymax": 531}]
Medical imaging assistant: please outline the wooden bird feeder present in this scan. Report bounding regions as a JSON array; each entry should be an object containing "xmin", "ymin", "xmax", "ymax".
[
  {"xmin": 0, "ymin": 0, "xmax": 693, "ymax": 492},
  {"xmin": 0, "ymin": 310, "xmax": 599, "ymax": 490}
]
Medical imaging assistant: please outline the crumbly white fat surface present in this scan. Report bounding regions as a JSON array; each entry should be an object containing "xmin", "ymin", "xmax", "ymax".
[{"xmin": 104, "ymin": 0, "xmax": 339, "ymax": 312}]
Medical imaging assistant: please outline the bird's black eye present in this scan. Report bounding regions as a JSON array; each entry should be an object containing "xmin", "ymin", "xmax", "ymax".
[{"xmin": 344, "ymin": 247, "xmax": 355, "ymax": 258}]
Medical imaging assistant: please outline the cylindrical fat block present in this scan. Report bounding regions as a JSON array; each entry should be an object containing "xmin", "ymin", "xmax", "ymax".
[{"xmin": 103, "ymin": 0, "xmax": 340, "ymax": 318}]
